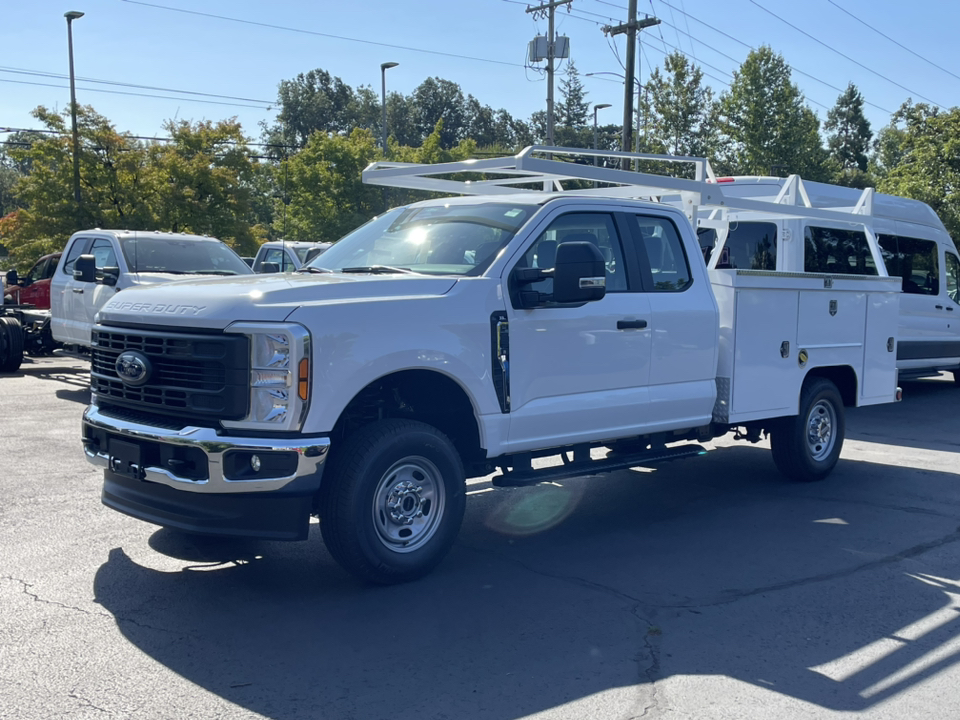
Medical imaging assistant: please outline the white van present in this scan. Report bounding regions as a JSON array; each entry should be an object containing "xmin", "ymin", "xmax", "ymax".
[
  {"xmin": 51, "ymin": 230, "xmax": 252, "ymax": 347},
  {"xmin": 695, "ymin": 177, "xmax": 960, "ymax": 383}
]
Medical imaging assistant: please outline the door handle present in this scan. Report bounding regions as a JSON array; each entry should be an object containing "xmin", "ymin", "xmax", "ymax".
[
  {"xmin": 72, "ymin": 288, "xmax": 84, "ymax": 294},
  {"xmin": 617, "ymin": 319, "xmax": 648, "ymax": 330},
  {"xmin": 947, "ymin": 306, "xmax": 954, "ymax": 311},
  {"xmin": 936, "ymin": 305, "xmax": 944, "ymax": 310}
]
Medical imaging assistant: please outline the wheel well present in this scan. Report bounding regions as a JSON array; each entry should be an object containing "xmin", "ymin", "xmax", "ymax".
[
  {"xmin": 805, "ymin": 365, "xmax": 857, "ymax": 406},
  {"xmin": 332, "ymin": 370, "xmax": 485, "ymax": 469}
]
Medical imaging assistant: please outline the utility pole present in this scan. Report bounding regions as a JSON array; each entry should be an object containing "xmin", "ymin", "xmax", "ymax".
[
  {"xmin": 526, "ymin": 0, "xmax": 571, "ymax": 147},
  {"xmin": 603, "ymin": 4, "xmax": 659, "ymax": 162}
]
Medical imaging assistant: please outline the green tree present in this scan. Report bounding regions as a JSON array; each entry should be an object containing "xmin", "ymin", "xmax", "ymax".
[
  {"xmin": 281, "ymin": 128, "xmax": 382, "ymax": 242},
  {"xmin": 413, "ymin": 77, "xmax": 467, "ymax": 148},
  {"xmin": 877, "ymin": 102, "xmax": 960, "ymax": 239},
  {"xmin": 148, "ymin": 119, "xmax": 261, "ymax": 254},
  {"xmin": 557, "ymin": 61, "xmax": 589, "ymax": 129},
  {"xmin": 3, "ymin": 105, "xmax": 155, "ymax": 268},
  {"xmin": 645, "ymin": 51, "xmax": 717, "ymax": 158},
  {"xmin": 824, "ymin": 83, "xmax": 872, "ymax": 187},
  {"xmin": 714, "ymin": 46, "xmax": 827, "ymax": 179}
]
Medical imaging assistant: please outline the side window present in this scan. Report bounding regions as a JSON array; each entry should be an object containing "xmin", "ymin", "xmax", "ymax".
[
  {"xmin": 946, "ymin": 252, "xmax": 960, "ymax": 304},
  {"xmin": 90, "ymin": 239, "xmax": 118, "ymax": 278},
  {"xmin": 44, "ymin": 256, "xmax": 60, "ymax": 279},
  {"xmin": 805, "ymin": 226, "xmax": 878, "ymax": 275},
  {"xmin": 24, "ymin": 258, "xmax": 47, "ymax": 283},
  {"xmin": 518, "ymin": 212, "xmax": 627, "ymax": 295},
  {"xmin": 61, "ymin": 238, "xmax": 91, "ymax": 275},
  {"xmin": 263, "ymin": 248, "xmax": 288, "ymax": 270},
  {"xmin": 630, "ymin": 215, "xmax": 693, "ymax": 292},
  {"xmin": 716, "ymin": 222, "xmax": 777, "ymax": 271},
  {"xmin": 877, "ymin": 234, "xmax": 940, "ymax": 295}
]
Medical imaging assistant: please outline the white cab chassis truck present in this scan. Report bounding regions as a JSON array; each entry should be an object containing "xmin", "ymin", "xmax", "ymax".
[{"xmin": 82, "ymin": 147, "xmax": 902, "ymax": 584}]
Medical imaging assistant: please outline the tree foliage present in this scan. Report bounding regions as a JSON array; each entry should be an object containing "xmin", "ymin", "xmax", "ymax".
[
  {"xmin": 557, "ymin": 61, "xmax": 590, "ymax": 129},
  {"xmin": 824, "ymin": 83, "xmax": 872, "ymax": 187},
  {"xmin": 714, "ymin": 47, "xmax": 827, "ymax": 179},
  {"xmin": 645, "ymin": 51, "xmax": 716, "ymax": 158},
  {"xmin": 877, "ymin": 102, "xmax": 960, "ymax": 239}
]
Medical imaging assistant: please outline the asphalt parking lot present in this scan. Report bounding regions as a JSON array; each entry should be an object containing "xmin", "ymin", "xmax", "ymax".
[{"xmin": 2, "ymin": 353, "xmax": 959, "ymax": 720}]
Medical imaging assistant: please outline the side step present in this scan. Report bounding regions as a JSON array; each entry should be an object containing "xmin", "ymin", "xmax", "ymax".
[{"xmin": 492, "ymin": 444, "xmax": 707, "ymax": 488}]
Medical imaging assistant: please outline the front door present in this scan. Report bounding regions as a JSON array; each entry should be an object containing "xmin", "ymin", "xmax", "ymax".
[
  {"xmin": 52, "ymin": 237, "xmax": 92, "ymax": 344},
  {"xmin": 503, "ymin": 209, "xmax": 652, "ymax": 453}
]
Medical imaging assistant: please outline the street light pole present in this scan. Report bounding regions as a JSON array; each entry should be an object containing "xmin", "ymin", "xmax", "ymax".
[
  {"xmin": 593, "ymin": 103, "xmax": 611, "ymax": 167},
  {"xmin": 65, "ymin": 10, "xmax": 84, "ymax": 224},
  {"xmin": 380, "ymin": 62, "xmax": 398, "ymax": 156}
]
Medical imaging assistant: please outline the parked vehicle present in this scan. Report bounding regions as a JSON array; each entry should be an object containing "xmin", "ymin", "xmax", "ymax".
[
  {"xmin": 252, "ymin": 240, "xmax": 332, "ymax": 273},
  {"xmin": 3, "ymin": 252, "xmax": 62, "ymax": 310},
  {"xmin": 51, "ymin": 230, "xmax": 253, "ymax": 350},
  {"xmin": 690, "ymin": 175, "xmax": 960, "ymax": 384},
  {"xmin": 81, "ymin": 147, "xmax": 902, "ymax": 584}
]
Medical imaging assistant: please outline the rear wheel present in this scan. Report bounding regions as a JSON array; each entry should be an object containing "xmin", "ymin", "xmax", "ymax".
[
  {"xmin": 770, "ymin": 378, "xmax": 845, "ymax": 482},
  {"xmin": 0, "ymin": 317, "xmax": 24, "ymax": 373},
  {"xmin": 319, "ymin": 419, "xmax": 466, "ymax": 584}
]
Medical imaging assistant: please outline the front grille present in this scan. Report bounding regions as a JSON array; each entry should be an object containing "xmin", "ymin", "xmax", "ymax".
[{"xmin": 91, "ymin": 326, "xmax": 249, "ymax": 425}]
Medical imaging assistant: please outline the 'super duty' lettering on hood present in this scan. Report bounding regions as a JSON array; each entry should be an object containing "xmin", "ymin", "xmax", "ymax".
[{"xmin": 104, "ymin": 301, "xmax": 207, "ymax": 315}]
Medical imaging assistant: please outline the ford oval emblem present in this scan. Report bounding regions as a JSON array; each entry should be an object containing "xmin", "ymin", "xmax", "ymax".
[{"xmin": 115, "ymin": 351, "xmax": 151, "ymax": 387}]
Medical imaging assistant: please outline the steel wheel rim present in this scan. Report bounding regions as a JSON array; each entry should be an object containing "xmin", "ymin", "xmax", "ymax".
[
  {"xmin": 806, "ymin": 399, "xmax": 836, "ymax": 462},
  {"xmin": 372, "ymin": 456, "xmax": 445, "ymax": 554}
]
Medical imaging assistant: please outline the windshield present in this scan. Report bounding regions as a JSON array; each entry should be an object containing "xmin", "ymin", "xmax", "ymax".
[
  {"xmin": 121, "ymin": 237, "xmax": 253, "ymax": 275},
  {"xmin": 308, "ymin": 203, "xmax": 536, "ymax": 276}
]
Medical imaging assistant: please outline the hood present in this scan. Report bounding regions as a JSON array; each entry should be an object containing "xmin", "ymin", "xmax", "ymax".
[{"xmin": 96, "ymin": 272, "xmax": 459, "ymax": 330}]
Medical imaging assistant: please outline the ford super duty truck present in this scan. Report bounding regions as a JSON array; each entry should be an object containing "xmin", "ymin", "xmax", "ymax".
[{"xmin": 81, "ymin": 148, "xmax": 903, "ymax": 584}]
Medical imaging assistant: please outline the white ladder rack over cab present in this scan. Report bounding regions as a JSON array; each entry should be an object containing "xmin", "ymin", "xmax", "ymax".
[{"xmin": 362, "ymin": 145, "xmax": 888, "ymax": 277}]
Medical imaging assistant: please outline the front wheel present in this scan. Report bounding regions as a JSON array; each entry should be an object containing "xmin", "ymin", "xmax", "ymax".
[
  {"xmin": 319, "ymin": 419, "xmax": 466, "ymax": 584},
  {"xmin": 770, "ymin": 378, "xmax": 845, "ymax": 482}
]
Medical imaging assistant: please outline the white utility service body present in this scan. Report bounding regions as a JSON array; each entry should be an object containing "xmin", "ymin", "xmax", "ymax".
[{"xmin": 81, "ymin": 146, "xmax": 901, "ymax": 584}]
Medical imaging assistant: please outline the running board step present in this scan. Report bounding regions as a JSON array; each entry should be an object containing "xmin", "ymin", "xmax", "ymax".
[{"xmin": 492, "ymin": 444, "xmax": 707, "ymax": 488}]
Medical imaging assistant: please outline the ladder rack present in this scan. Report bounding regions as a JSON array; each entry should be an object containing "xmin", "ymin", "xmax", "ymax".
[{"xmin": 362, "ymin": 145, "xmax": 880, "ymax": 227}]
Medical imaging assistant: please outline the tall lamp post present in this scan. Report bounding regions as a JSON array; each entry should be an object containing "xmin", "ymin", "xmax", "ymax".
[
  {"xmin": 380, "ymin": 62, "xmax": 399, "ymax": 156},
  {"xmin": 592, "ymin": 103, "xmax": 612, "ymax": 167},
  {"xmin": 65, "ymin": 10, "xmax": 84, "ymax": 223}
]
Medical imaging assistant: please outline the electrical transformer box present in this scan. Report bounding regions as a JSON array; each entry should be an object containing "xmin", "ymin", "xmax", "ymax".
[{"xmin": 527, "ymin": 35, "xmax": 570, "ymax": 63}]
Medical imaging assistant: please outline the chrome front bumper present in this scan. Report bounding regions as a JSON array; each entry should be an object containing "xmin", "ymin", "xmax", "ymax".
[{"xmin": 82, "ymin": 404, "xmax": 330, "ymax": 494}]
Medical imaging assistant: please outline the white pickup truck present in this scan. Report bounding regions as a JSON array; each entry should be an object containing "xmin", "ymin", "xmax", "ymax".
[
  {"xmin": 51, "ymin": 229, "xmax": 253, "ymax": 349},
  {"xmin": 81, "ymin": 148, "xmax": 902, "ymax": 584}
]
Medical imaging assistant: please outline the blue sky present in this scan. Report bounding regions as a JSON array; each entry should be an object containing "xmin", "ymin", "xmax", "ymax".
[{"xmin": 2, "ymin": 0, "xmax": 957, "ymax": 147}]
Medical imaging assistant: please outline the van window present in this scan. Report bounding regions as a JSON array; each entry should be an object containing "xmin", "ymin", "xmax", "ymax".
[
  {"xmin": 804, "ymin": 226, "xmax": 878, "ymax": 275},
  {"xmin": 947, "ymin": 252, "xmax": 960, "ymax": 304},
  {"xmin": 716, "ymin": 222, "xmax": 777, "ymax": 271},
  {"xmin": 877, "ymin": 235, "xmax": 940, "ymax": 295}
]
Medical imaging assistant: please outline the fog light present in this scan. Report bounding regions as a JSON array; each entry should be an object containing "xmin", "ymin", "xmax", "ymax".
[{"xmin": 250, "ymin": 454, "xmax": 261, "ymax": 472}]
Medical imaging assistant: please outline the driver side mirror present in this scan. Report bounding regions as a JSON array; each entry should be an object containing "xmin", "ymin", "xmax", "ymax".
[
  {"xmin": 5, "ymin": 269, "xmax": 19, "ymax": 287},
  {"xmin": 73, "ymin": 254, "xmax": 96, "ymax": 283},
  {"xmin": 260, "ymin": 261, "xmax": 280, "ymax": 274},
  {"xmin": 552, "ymin": 241, "xmax": 607, "ymax": 304}
]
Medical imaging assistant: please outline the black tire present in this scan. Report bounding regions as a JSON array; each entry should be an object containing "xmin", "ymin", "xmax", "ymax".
[
  {"xmin": 0, "ymin": 317, "xmax": 24, "ymax": 373},
  {"xmin": 318, "ymin": 419, "xmax": 466, "ymax": 584},
  {"xmin": 770, "ymin": 378, "xmax": 845, "ymax": 482}
]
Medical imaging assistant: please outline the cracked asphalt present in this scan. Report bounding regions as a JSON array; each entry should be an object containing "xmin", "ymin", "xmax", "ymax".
[{"xmin": 2, "ymin": 354, "xmax": 959, "ymax": 719}]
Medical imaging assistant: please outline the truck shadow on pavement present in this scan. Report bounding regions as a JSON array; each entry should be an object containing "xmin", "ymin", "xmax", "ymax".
[{"xmin": 92, "ymin": 438, "xmax": 960, "ymax": 719}]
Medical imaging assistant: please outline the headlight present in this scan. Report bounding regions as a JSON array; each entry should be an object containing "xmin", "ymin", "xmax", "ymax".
[{"xmin": 222, "ymin": 322, "xmax": 311, "ymax": 432}]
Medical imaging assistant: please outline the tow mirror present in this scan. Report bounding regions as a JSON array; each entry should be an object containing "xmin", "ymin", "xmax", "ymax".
[
  {"xmin": 552, "ymin": 241, "xmax": 607, "ymax": 304},
  {"xmin": 5, "ymin": 269, "xmax": 19, "ymax": 287},
  {"xmin": 73, "ymin": 254, "xmax": 96, "ymax": 283},
  {"xmin": 101, "ymin": 266, "xmax": 120, "ymax": 287},
  {"xmin": 260, "ymin": 261, "xmax": 280, "ymax": 274}
]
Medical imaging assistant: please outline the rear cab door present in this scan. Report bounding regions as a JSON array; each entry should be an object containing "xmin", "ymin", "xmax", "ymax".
[{"xmin": 51, "ymin": 236, "xmax": 93, "ymax": 344}]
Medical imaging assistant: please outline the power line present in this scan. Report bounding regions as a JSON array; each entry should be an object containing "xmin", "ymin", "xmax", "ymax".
[
  {"xmin": 595, "ymin": 0, "xmax": 894, "ymax": 115},
  {"xmin": 0, "ymin": 78, "xmax": 272, "ymax": 110},
  {"xmin": 0, "ymin": 126, "xmax": 294, "ymax": 150},
  {"xmin": 826, "ymin": 0, "xmax": 960, "ymax": 84},
  {"xmin": 747, "ymin": 0, "xmax": 945, "ymax": 109},
  {"xmin": 0, "ymin": 66, "xmax": 273, "ymax": 105},
  {"xmin": 123, "ymin": 0, "xmax": 526, "ymax": 69}
]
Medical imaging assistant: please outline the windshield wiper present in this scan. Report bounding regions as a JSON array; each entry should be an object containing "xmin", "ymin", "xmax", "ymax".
[
  {"xmin": 339, "ymin": 265, "xmax": 417, "ymax": 275},
  {"xmin": 295, "ymin": 266, "xmax": 333, "ymax": 274}
]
